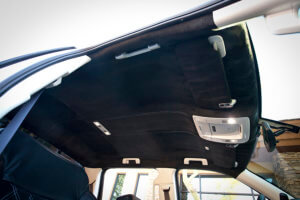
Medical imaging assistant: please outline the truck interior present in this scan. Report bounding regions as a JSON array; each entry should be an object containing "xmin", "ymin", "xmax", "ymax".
[{"xmin": 0, "ymin": 0, "xmax": 299, "ymax": 200}]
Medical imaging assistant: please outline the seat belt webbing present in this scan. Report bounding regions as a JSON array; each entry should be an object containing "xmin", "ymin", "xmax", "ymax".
[{"xmin": 0, "ymin": 91, "xmax": 42, "ymax": 154}]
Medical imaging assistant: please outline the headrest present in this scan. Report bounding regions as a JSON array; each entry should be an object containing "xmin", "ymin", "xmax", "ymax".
[{"xmin": 116, "ymin": 194, "xmax": 141, "ymax": 200}]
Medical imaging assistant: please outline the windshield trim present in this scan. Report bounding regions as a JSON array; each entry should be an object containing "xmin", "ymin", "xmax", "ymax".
[{"xmin": 246, "ymin": 166, "xmax": 294, "ymax": 198}]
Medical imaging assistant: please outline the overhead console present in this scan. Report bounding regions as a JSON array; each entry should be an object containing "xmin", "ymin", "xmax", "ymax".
[{"xmin": 193, "ymin": 115, "xmax": 250, "ymax": 144}]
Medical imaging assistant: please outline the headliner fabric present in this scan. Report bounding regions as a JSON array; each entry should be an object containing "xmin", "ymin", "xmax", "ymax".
[
  {"xmin": 175, "ymin": 37, "xmax": 232, "ymax": 110},
  {"xmin": 18, "ymin": 23, "xmax": 260, "ymax": 177},
  {"xmin": 1, "ymin": 131, "xmax": 91, "ymax": 200}
]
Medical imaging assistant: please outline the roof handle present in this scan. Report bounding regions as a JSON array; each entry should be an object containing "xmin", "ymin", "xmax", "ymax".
[
  {"xmin": 122, "ymin": 158, "xmax": 141, "ymax": 165},
  {"xmin": 219, "ymin": 99, "xmax": 237, "ymax": 109},
  {"xmin": 184, "ymin": 158, "xmax": 208, "ymax": 165},
  {"xmin": 115, "ymin": 44, "xmax": 160, "ymax": 60}
]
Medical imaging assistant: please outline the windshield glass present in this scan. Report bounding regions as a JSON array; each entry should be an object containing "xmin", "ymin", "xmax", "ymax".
[
  {"xmin": 246, "ymin": 16, "xmax": 300, "ymax": 199},
  {"xmin": 247, "ymin": 119, "xmax": 300, "ymax": 198},
  {"xmin": 177, "ymin": 169, "xmax": 266, "ymax": 200},
  {"xmin": 247, "ymin": 17, "xmax": 300, "ymax": 120}
]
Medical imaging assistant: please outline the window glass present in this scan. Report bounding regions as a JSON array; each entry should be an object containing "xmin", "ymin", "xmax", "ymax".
[
  {"xmin": 102, "ymin": 168, "xmax": 158, "ymax": 200},
  {"xmin": 246, "ymin": 16, "xmax": 300, "ymax": 198},
  {"xmin": 247, "ymin": 16, "xmax": 300, "ymax": 120},
  {"xmin": 178, "ymin": 169, "xmax": 264, "ymax": 200},
  {"xmin": 111, "ymin": 174, "xmax": 126, "ymax": 200},
  {"xmin": 201, "ymin": 194, "xmax": 254, "ymax": 200},
  {"xmin": 201, "ymin": 177, "xmax": 252, "ymax": 194},
  {"xmin": 247, "ymin": 119, "xmax": 300, "ymax": 198},
  {"xmin": 135, "ymin": 174, "xmax": 149, "ymax": 199}
]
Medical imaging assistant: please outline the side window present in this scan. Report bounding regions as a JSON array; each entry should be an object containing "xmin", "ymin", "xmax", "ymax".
[
  {"xmin": 178, "ymin": 169, "xmax": 267, "ymax": 200},
  {"xmin": 111, "ymin": 174, "xmax": 126, "ymax": 200}
]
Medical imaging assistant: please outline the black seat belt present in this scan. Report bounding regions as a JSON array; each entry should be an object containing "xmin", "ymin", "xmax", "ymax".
[{"xmin": 0, "ymin": 91, "xmax": 42, "ymax": 154}]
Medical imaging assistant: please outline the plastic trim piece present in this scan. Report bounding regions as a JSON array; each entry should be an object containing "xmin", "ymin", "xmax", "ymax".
[
  {"xmin": 213, "ymin": 0, "xmax": 300, "ymax": 29},
  {"xmin": 0, "ymin": 47, "xmax": 75, "ymax": 69},
  {"xmin": 208, "ymin": 35, "xmax": 226, "ymax": 58},
  {"xmin": 237, "ymin": 170, "xmax": 294, "ymax": 200},
  {"xmin": 0, "ymin": 49, "xmax": 90, "ymax": 97},
  {"xmin": 173, "ymin": 170, "xmax": 180, "ymax": 200},
  {"xmin": 0, "ymin": 56, "xmax": 91, "ymax": 119}
]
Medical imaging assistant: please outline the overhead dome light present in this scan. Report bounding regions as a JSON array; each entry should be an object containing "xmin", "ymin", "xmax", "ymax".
[
  {"xmin": 227, "ymin": 118, "xmax": 236, "ymax": 124},
  {"xmin": 192, "ymin": 115, "xmax": 250, "ymax": 144},
  {"xmin": 93, "ymin": 121, "xmax": 111, "ymax": 136}
]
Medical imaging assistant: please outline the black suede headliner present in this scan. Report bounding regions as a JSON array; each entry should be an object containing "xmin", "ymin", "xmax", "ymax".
[{"xmin": 20, "ymin": 19, "xmax": 260, "ymax": 177}]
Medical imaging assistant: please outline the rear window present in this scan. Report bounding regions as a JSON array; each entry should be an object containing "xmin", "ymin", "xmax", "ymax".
[{"xmin": 102, "ymin": 168, "xmax": 158, "ymax": 200}]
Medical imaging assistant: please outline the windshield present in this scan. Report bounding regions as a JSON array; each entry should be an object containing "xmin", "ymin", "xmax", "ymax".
[
  {"xmin": 177, "ymin": 169, "xmax": 266, "ymax": 200},
  {"xmin": 247, "ymin": 17, "xmax": 300, "ymax": 120},
  {"xmin": 247, "ymin": 119, "xmax": 300, "ymax": 198},
  {"xmin": 246, "ymin": 16, "xmax": 300, "ymax": 199}
]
